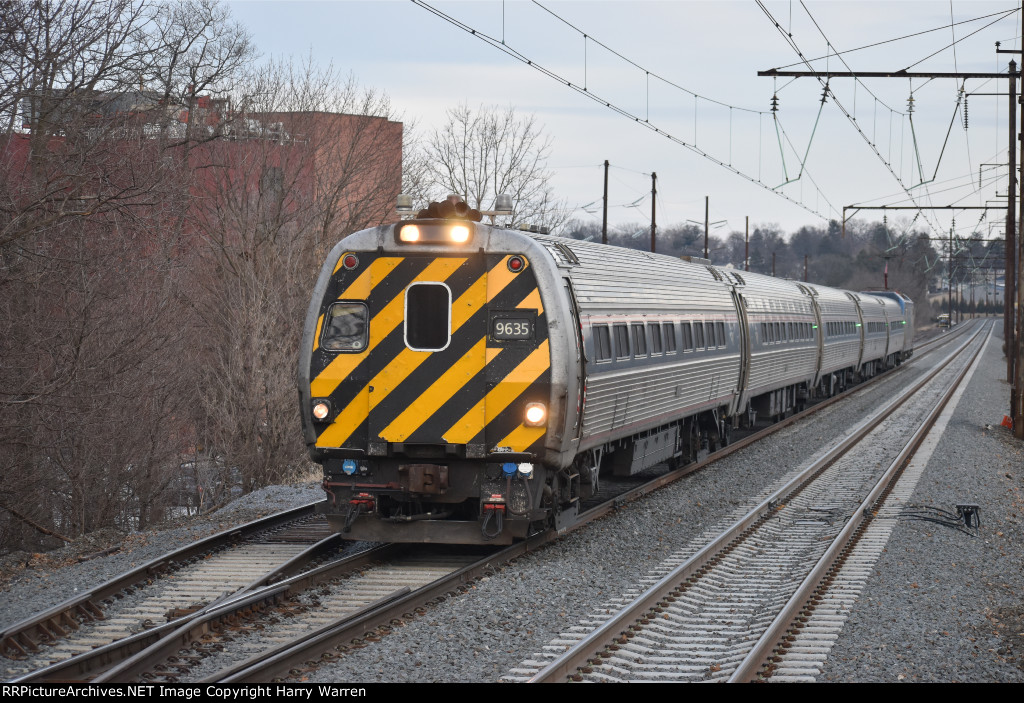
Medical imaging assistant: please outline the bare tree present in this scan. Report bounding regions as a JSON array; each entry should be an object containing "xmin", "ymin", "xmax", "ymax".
[
  {"xmin": 0, "ymin": 0, "xmax": 256, "ymax": 250},
  {"xmin": 187, "ymin": 57, "xmax": 403, "ymax": 499},
  {"xmin": 422, "ymin": 103, "xmax": 568, "ymax": 231},
  {"xmin": 0, "ymin": 0, "xmax": 253, "ymax": 552}
]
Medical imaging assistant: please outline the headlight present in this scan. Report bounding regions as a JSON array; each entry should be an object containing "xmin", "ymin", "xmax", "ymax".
[
  {"xmin": 312, "ymin": 399, "xmax": 331, "ymax": 421},
  {"xmin": 399, "ymin": 224, "xmax": 420, "ymax": 242},
  {"xmin": 524, "ymin": 403, "xmax": 546, "ymax": 426},
  {"xmin": 450, "ymin": 225, "xmax": 470, "ymax": 243}
]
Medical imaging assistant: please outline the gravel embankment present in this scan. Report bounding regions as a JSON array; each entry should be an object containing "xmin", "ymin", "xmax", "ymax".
[{"xmin": 820, "ymin": 324, "xmax": 1024, "ymax": 682}]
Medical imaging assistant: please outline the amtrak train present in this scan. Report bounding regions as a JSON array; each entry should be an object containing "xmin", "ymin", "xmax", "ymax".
[{"xmin": 297, "ymin": 200, "xmax": 914, "ymax": 545}]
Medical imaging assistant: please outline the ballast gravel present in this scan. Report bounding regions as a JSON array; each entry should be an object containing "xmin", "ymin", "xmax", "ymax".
[
  {"xmin": 2, "ymin": 323, "xmax": 1021, "ymax": 683},
  {"xmin": 0, "ymin": 484, "xmax": 323, "ymax": 635},
  {"xmin": 820, "ymin": 324, "xmax": 1024, "ymax": 682}
]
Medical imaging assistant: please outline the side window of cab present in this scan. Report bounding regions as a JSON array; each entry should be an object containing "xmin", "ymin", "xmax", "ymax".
[{"xmin": 321, "ymin": 302, "xmax": 369, "ymax": 352}]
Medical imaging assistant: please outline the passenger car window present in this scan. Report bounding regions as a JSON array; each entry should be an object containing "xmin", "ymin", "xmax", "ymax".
[
  {"xmin": 632, "ymin": 323, "xmax": 647, "ymax": 356},
  {"xmin": 594, "ymin": 325, "xmax": 612, "ymax": 362},
  {"xmin": 614, "ymin": 324, "xmax": 630, "ymax": 359},
  {"xmin": 650, "ymin": 324, "xmax": 663, "ymax": 354},
  {"xmin": 663, "ymin": 322, "xmax": 676, "ymax": 353}
]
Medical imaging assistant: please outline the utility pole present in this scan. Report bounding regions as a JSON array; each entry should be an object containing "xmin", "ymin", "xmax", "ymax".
[
  {"xmin": 1010, "ymin": 59, "xmax": 1018, "ymax": 398},
  {"xmin": 804, "ymin": 254, "xmax": 808, "ymax": 282},
  {"xmin": 650, "ymin": 172, "xmax": 657, "ymax": 253},
  {"xmin": 704, "ymin": 196, "xmax": 709, "ymax": 259},
  {"xmin": 948, "ymin": 226, "xmax": 953, "ymax": 326},
  {"xmin": 602, "ymin": 159, "xmax": 609, "ymax": 245},
  {"xmin": 1014, "ymin": 15, "xmax": 1024, "ymax": 437},
  {"xmin": 745, "ymin": 216, "xmax": 750, "ymax": 272}
]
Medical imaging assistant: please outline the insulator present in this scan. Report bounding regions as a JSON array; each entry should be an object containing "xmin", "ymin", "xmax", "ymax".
[
  {"xmin": 820, "ymin": 83, "xmax": 829, "ymax": 104},
  {"xmin": 963, "ymin": 95, "xmax": 968, "ymax": 130},
  {"xmin": 907, "ymin": 94, "xmax": 915, "ymax": 114},
  {"xmin": 771, "ymin": 94, "xmax": 779, "ymax": 112}
]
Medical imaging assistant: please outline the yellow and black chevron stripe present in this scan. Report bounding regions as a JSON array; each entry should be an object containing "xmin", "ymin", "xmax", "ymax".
[{"xmin": 309, "ymin": 252, "xmax": 551, "ymax": 456}]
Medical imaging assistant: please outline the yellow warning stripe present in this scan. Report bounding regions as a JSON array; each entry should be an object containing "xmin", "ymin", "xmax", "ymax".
[
  {"xmin": 443, "ymin": 340, "xmax": 550, "ymax": 445},
  {"xmin": 378, "ymin": 338, "xmax": 491, "ymax": 442},
  {"xmin": 516, "ymin": 288, "xmax": 543, "ymax": 314},
  {"xmin": 367, "ymin": 271, "xmax": 488, "ymax": 410},
  {"xmin": 313, "ymin": 257, "xmax": 403, "ymax": 353},
  {"xmin": 492, "ymin": 424, "xmax": 547, "ymax": 453},
  {"xmin": 316, "ymin": 255, "xmax": 544, "ymax": 449},
  {"xmin": 486, "ymin": 255, "xmax": 528, "ymax": 302},
  {"xmin": 316, "ymin": 258, "xmax": 483, "ymax": 448},
  {"xmin": 316, "ymin": 387, "xmax": 369, "ymax": 448},
  {"xmin": 310, "ymin": 258, "xmax": 463, "ymax": 400},
  {"xmin": 312, "ymin": 315, "xmax": 325, "ymax": 354}
]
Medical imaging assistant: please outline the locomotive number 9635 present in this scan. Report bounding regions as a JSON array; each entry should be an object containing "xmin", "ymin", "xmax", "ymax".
[{"xmin": 492, "ymin": 318, "xmax": 533, "ymax": 340}]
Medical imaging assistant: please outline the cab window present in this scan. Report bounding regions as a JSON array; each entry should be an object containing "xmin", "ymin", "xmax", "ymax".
[
  {"xmin": 321, "ymin": 302, "xmax": 369, "ymax": 352},
  {"xmin": 405, "ymin": 283, "xmax": 451, "ymax": 351}
]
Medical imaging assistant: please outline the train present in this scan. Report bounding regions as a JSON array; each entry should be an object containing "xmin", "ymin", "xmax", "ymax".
[{"xmin": 297, "ymin": 198, "xmax": 914, "ymax": 545}]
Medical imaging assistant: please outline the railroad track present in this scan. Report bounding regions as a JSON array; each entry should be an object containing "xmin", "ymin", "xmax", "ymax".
[
  {"xmin": 181, "ymin": 326, "xmax": 974, "ymax": 683},
  {"xmin": 511, "ymin": 321, "xmax": 988, "ymax": 682},
  {"xmin": 84, "ymin": 544, "xmax": 500, "ymax": 683},
  {"xmin": 1, "ymin": 504, "xmax": 337, "ymax": 680},
  {"xmin": 1, "ymin": 325, "xmax": 972, "ymax": 683}
]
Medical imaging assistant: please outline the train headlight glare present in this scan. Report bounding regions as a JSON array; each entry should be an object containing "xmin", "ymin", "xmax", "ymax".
[
  {"xmin": 400, "ymin": 225, "xmax": 420, "ymax": 242},
  {"xmin": 450, "ymin": 225, "xmax": 470, "ymax": 243},
  {"xmin": 312, "ymin": 400, "xmax": 331, "ymax": 420},
  {"xmin": 524, "ymin": 403, "xmax": 547, "ymax": 426}
]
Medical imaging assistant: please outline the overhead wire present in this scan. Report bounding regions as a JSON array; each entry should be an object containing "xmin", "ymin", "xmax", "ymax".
[
  {"xmin": 854, "ymin": 146, "xmax": 1007, "ymax": 205},
  {"xmin": 760, "ymin": 0, "xmax": 1016, "ymax": 236},
  {"xmin": 795, "ymin": 3, "xmax": 1014, "ymax": 232},
  {"xmin": 528, "ymin": 0, "xmax": 765, "ymax": 114},
  {"xmin": 771, "ymin": 7, "xmax": 1018, "ymax": 71},
  {"xmin": 410, "ymin": 0, "xmax": 836, "ymax": 220},
  {"xmin": 903, "ymin": 7, "xmax": 1018, "ymax": 71}
]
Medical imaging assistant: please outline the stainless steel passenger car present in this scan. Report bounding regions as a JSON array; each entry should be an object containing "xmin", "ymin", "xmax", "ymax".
[{"xmin": 297, "ymin": 205, "xmax": 915, "ymax": 545}]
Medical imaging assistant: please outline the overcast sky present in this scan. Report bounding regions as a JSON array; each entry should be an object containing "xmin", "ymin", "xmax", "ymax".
[{"xmin": 228, "ymin": 1, "xmax": 1021, "ymax": 242}]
